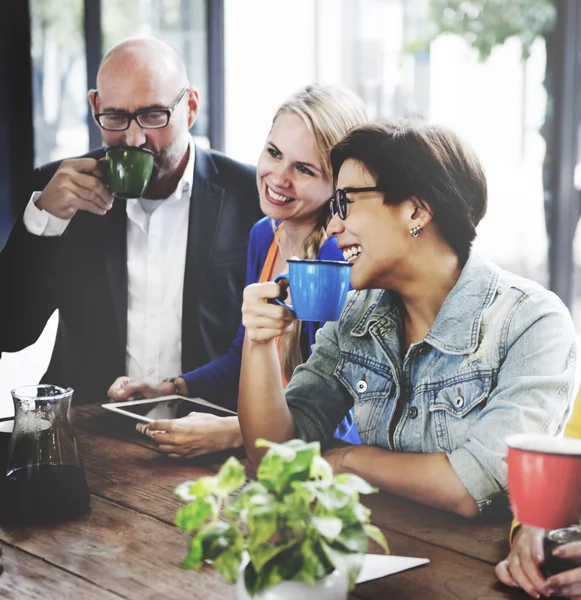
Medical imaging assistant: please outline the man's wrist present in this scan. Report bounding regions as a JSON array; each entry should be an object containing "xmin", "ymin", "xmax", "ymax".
[{"xmin": 225, "ymin": 416, "xmax": 244, "ymax": 448}]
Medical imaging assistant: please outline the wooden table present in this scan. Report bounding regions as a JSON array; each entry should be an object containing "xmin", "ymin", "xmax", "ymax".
[{"xmin": 0, "ymin": 405, "xmax": 529, "ymax": 599}]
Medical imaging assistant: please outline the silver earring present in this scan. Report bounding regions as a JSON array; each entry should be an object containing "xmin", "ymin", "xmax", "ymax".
[{"xmin": 410, "ymin": 224, "xmax": 423, "ymax": 238}]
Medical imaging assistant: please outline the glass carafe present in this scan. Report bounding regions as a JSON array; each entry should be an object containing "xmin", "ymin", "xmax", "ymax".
[{"xmin": 2, "ymin": 385, "xmax": 90, "ymax": 523}]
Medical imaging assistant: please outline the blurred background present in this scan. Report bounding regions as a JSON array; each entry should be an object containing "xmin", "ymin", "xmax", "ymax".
[{"xmin": 0, "ymin": 0, "xmax": 580, "ymax": 412}]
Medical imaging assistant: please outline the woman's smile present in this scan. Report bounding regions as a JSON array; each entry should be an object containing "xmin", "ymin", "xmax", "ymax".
[
  {"xmin": 342, "ymin": 244, "xmax": 362, "ymax": 264},
  {"xmin": 264, "ymin": 184, "xmax": 294, "ymax": 206}
]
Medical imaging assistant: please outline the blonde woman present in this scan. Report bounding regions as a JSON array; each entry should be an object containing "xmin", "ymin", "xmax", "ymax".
[{"xmin": 108, "ymin": 83, "xmax": 368, "ymax": 456}]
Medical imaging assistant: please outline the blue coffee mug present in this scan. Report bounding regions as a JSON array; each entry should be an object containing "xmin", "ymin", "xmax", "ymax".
[{"xmin": 273, "ymin": 259, "xmax": 352, "ymax": 322}]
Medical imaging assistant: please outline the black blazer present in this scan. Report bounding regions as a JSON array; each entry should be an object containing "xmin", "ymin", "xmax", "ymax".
[{"xmin": 0, "ymin": 145, "xmax": 262, "ymax": 403}]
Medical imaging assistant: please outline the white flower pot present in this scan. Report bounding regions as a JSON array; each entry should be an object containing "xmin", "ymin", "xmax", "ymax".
[{"xmin": 235, "ymin": 569, "xmax": 348, "ymax": 600}]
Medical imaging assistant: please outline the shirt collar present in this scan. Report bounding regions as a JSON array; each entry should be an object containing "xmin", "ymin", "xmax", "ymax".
[
  {"xmin": 174, "ymin": 136, "xmax": 195, "ymax": 199},
  {"xmin": 424, "ymin": 252, "xmax": 500, "ymax": 354},
  {"xmin": 351, "ymin": 252, "xmax": 500, "ymax": 354}
]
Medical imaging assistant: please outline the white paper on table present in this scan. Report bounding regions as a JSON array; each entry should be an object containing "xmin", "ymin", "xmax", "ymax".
[{"xmin": 356, "ymin": 554, "xmax": 430, "ymax": 584}]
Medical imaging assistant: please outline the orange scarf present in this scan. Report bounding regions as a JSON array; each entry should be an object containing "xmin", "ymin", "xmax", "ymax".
[{"xmin": 258, "ymin": 224, "xmax": 289, "ymax": 387}]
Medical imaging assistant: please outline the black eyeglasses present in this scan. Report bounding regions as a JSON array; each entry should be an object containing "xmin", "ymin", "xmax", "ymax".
[
  {"xmin": 93, "ymin": 87, "xmax": 188, "ymax": 131},
  {"xmin": 329, "ymin": 187, "xmax": 381, "ymax": 220}
]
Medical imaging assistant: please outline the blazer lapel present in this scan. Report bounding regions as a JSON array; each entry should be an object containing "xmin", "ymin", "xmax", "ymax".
[
  {"xmin": 102, "ymin": 200, "xmax": 128, "ymax": 352},
  {"xmin": 182, "ymin": 146, "xmax": 225, "ymax": 370}
]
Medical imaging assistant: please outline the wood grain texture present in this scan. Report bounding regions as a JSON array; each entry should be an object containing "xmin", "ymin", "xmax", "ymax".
[
  {"xmin": 351, "ymin": 530, "xmax": 528, "ymax": 600},
  {"xmin": 74, "ymin": 406, "xmax": 513, "ymax": 564},
  {"xmin": 1, "ymin": 496, "xmax": 235, "ymax": 600},
  {"xmin": 0, "ymin": 543, "xmax": 124, "ymax": 599},
  {"xmin": 0, "ymin": 404, "xmax": 525, "ymax": 599},
  {"xmin": 361, "ymin": 492, "xmax": 512, "ymax": 565}
]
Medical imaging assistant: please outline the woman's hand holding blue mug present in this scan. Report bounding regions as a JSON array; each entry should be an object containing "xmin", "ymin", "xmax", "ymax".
[
  {"xmin": 273, "ymin": 259, "xmax": 352, "ymax": 322},
  {"xmin": 242, "ymin": 259, "xmax": 352, "ymax": 344},
  {"xmin": 241, "ymin": 281, "xmax": 296, "ymax": 344}
]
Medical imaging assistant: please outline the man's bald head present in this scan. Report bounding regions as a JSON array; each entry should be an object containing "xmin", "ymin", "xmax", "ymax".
[{"xmin": 97, "ymin": 37, "xmax": 189, "ymax": 91}]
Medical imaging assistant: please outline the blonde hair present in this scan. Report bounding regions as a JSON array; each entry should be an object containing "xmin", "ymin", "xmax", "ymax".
[{"xmin": 272, "ymin": 83, "xmax": 368, "ymax": 381}]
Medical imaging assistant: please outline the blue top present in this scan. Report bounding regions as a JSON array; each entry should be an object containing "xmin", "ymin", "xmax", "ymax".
[{"xmin": 182, "ymin": 216, "xmax": 361, "ymax": 444}]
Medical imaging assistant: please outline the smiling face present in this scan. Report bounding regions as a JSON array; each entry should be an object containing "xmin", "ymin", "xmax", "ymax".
[
  {"xmin": 328, "ymin": 158, "xmax": 417, "ymax": 291},
  {"xmin": 256, "ymin": 112, "xmax": 332, "ymax": 226}
]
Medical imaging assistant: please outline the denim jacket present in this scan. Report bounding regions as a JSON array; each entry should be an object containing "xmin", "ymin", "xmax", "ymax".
[{"xmin": 285, "ymin": 252, "xmax": 577, "ymax": 513}]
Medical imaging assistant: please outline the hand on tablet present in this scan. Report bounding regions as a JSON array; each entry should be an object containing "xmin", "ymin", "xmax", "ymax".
[
  {"xmin": 107, "ymin": 376, "xmax": 174, "ymax": 401},
  {"xmin": 135, "ymin": 422, "xmax": 166, "ymax": 437},
  {"xmin": 145, "ymin": 412, "xmax": 243, "ymax": 459}
]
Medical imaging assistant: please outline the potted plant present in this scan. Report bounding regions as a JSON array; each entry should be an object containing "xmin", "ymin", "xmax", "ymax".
[{"xmin": 174, "ymin": 438, "xmax": 388, "ymax": 600}]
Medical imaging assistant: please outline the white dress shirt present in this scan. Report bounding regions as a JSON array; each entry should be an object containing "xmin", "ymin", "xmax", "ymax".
[{"xmin": 23, "ymin": 139, "xmax": 196, "ymax": 384}]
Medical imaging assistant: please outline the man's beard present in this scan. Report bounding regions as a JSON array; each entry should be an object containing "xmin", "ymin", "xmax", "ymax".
[{"xmin": 149, "ymin": 140, "xmax": 186, "ymax": 184}]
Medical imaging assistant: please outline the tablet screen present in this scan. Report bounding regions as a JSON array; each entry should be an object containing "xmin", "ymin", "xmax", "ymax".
[
  {"xmin": 103, "ymin": 396, "xmax": 236, "ymax": 423},
  {"xmin": 119, "ymin": 398, "xmax": 191, "ymax": 421}
]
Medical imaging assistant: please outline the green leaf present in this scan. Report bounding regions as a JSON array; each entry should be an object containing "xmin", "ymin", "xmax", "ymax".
[
  {"xmin": 228, "ymin": 481, "xmax": 270, "ymax": 516},
  {"xmin": 257, "ymin": 439, "xmax": 322, "ymax": 494},
  {"xmin": 300, "ymin": 540, "xmax": 334, "ymax": 582},
  {"xmin": 198, "ymin": 521, "xmax": 238, "ymax": 561},
  {"xmin": 213, "ymin": 538, "xmax": 244, "ymax": 584},
  {"xmin": 252, "ymin": 546, "xmax": 303, "ymax": 594},
  {"xmin": 247, "ymin": 508, "xmax": 278, "ymax": 547},
  {"xmin": 352, "ymin": 502, "xmax": 371, "ymax": 523},
  {"xmin": 174, "ymin": 498, "xmax": 213, "ymax": 532},
  {"xmin": 280, "ymin": 487, "xmax": 312, "ymax": 519},
  {"xmin": 174, "ymin": 480, "xmax": 197, "ymax": 501},
  {"xmin": 187, "ymin": 476, "xmax": 217, "ymax": 497},
  {"xmin": 181, "ymin": 534, "xmax": 203, "ymax": 569},
  {"xmin": 256, "ymin": 453, "xmax": 288, "ymax": 493},
  {"xmin": 215, "ymin": 456, "xmax": 246, "ymax": 496},
  {"xmin": 333, "ymin": 472, "xmax": 377, "ymax": 495},
  {"xmin": 311, "ymin": 516, "xmax": 343, "ymax": 541},
  {"xmin": 255, "ymin": 438, "xmax": 297, "ymax": 460},
  {"xmin": 321, "ymin": 540, "xmax": 365, "ymax": 591},
  {"xmin": 248, "ymin": 539, "xmax": 298, "ymax": 572},
  {"xmin": 313, "ymin": 486, "xmax": 350, "ymax": 511},
  {"xmin": 243, "ymin": 560, "xmax": 259, "ymax": 596},
  {"xmin": 287, "ymin": 481, "xmax": 315, "ymax": 505},
  {"xmin": 310, "ymin": 454, "xmax": 334, "ymax": 480},
  {"xmin": 364, "ymin": 524, "xmax": 389, "ymax": 553},
  {"xmin": 335, "ymin": 523, "xmax": 369, "ymax": 554}
]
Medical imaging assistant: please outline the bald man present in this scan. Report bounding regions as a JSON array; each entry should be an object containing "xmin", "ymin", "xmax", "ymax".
[{"xmin": 1, "ymin": 37, "xmax": 262, "ymax": 404}]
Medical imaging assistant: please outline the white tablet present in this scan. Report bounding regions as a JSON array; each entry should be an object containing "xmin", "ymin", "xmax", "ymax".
[{"xmin": 102, "ymin": 395, "xmax": 236, "ymax": 423}]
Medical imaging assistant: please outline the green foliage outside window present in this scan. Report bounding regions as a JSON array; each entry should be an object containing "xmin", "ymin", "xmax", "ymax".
[{"xmin": 427, "ymin": 0, "xmax": 556, "ymax": 60}]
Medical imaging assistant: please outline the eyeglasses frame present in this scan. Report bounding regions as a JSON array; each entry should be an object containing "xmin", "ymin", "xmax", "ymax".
[
  {"xmin": 93, "ymin": 87, "xmax": 189, "ymax": 131},
  {"xmin": 329, "ymin": 186, "xmax": 381, "ymax": 220}
]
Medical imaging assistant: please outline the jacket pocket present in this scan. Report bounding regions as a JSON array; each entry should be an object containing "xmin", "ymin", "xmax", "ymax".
[
  {"xmin": 428, "ymin": 371, "xmax": 493, "ymax": 452},
  {"xmin": 335, "ymin": 353, "xmax": 394, "ymax": 435}
]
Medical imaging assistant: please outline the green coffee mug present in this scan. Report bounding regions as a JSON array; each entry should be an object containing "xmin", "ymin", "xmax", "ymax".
[{"xmin": 105, "ymin": 146, "xmax": 155, "ymax": 199}]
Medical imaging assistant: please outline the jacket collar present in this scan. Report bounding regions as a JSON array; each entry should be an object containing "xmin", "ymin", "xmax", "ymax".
[
  {"xmin": 351, "ymin": 252, "xmax": 500, "ymax": 354},
  {"xmin": 181, "ymin": 144, "xmax": 225, "ymax": 371}
]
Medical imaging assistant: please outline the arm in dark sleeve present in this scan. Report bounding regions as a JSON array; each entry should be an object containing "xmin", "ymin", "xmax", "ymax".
[
  {"xmin": 0, "ymin": 167, "xmax": 60, "ymax": 352},
  {"xmin": 181, "ymin": 220, "xmax": 268, "ymax": 409}
]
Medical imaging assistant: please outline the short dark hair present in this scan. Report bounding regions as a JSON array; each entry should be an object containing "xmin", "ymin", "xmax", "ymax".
[{"xmin": 330, "ymin": 119, "xmax": 488, "ymax": 264}]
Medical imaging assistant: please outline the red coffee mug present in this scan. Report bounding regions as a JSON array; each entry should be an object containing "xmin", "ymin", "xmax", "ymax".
[{"xmin": 506, "ymin": 434, "xmax": 581, "ymax": 530}]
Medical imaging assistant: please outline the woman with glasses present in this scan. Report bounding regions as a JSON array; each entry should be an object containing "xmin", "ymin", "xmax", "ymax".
[
  {"xmin": 108, "ymin": 83, "xmax": 367, "ymax": 456},
  {"xmin": 238, "ymin": 119, "xmax": 576, "ymax": 517}
]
